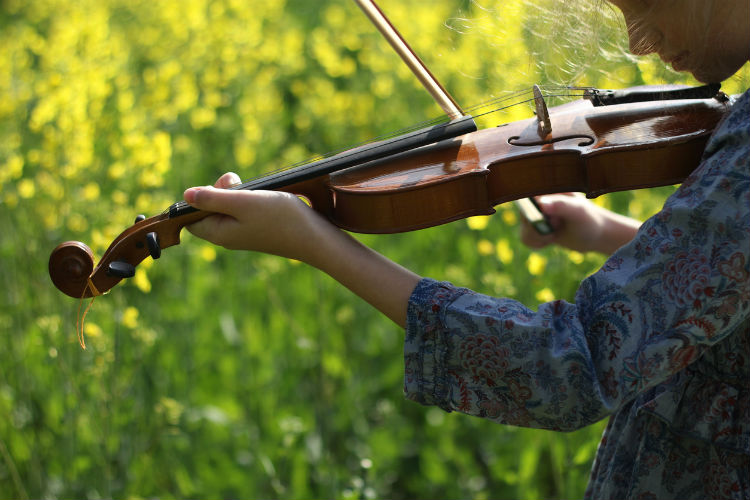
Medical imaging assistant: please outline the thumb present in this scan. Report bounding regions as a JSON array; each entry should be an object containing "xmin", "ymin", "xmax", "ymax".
[{"xmin": 183, "ymin": 185, "xmax": 240, "ymax": 216}]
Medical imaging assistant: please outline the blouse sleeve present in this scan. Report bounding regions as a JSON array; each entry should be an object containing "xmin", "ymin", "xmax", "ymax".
[{"xmin": 404, "ymin": 90, "xmax": 750, "ymax": 432}]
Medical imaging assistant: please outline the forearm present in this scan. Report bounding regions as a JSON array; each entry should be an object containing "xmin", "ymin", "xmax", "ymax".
[
  {"xmin": 522, "ymin": 194, "xmax": 642, "ymax": 255},
  {"xmin": 302, "ymin": 215, "xmax": 421, "ymax": 327},
  {"xmin": 593, "ymin": 209, "xmax": 641, "ymax": 255},
  {"xmin": 183, "ymin": 181, "xmax": 421, "ymax": 327}
]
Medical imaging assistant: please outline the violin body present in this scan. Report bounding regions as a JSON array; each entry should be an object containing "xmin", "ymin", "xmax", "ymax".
[
  {"xmin": 49, "ymin": 87, "xmax": 730, "ymax": 298},
  {"xmin": 319, "ymin": 94, "xmax": 728, "ymax": 233}
]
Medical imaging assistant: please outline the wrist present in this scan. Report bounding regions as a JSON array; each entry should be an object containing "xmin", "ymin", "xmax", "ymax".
[{"xmin": 594, "ymin": 209, "xmax": 641, "ymax": 255}]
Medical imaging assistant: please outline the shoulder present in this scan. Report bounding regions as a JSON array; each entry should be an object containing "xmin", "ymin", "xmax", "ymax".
[
  {"xmin": 674, "ymin": 88, "xmax": 750, "ymax": 206},
  {"xmin": 703, "ymin": 88, "xmax": 750, "ymax": 158}
]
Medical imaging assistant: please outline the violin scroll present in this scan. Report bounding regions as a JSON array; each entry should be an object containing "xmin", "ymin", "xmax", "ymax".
[{"xmin": 49, "ymin": 241, "xmax": 96, "ymax": 298}]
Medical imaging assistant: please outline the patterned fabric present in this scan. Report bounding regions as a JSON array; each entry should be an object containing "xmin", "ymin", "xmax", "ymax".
[{"xmin": 404, "ymin": 90, "xmax": 750, "ymax": 499}]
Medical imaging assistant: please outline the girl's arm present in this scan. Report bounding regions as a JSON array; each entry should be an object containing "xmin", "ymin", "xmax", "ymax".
[
  {"xmin": 183, "ymin": 173, "xmax": 421, "ymax": 327},
  {"xmin": 519, "ymin": 193, "xmax": 641, "ymax": 255}
]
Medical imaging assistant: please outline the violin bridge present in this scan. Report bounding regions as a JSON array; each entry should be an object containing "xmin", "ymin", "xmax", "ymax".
[{"xmin": 533, "ymin": 84, "xmax": 551, "ymax": 139}]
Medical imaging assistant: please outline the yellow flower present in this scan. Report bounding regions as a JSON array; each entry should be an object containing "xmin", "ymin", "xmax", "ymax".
[
  {"xmin": 121, "ymin": 307, "xmax": 139, "ymax": 329},
  {"xmin": 134, "ymin": 269, "xmax": 152, "ymax": 293},
  {"xmin": 112, "ymin": 190, "xmax": 128, "ymax": 206},
  {"xmin": 1, "ymin": 154, "xmax": 24, "ymax": 182},
  {"xmin": 66, "ymin": 213, "xmax": 88, "ymax": 233},
  {"xmin": 568, "ymin": 250, "xmax": 585, "ymax": 265},
  {"xmin": 138, "ymin": 169, "xmax": 164, "ymax": 188},
  {"xmin": 501, "ymin": 208, "xmax": 518, "ymax": 226},
  {"xmin": 84, "ymin": 322, "xmax": 102, "ymax": 339},
  {"xmin": 477, "ymin": 239, "xmax": 494, "ymax": 256},
  {"xmin": 82, "ymin": 182, "xmax": 100, "ymax": 201},
  {"xmin": 527, "ymin": 253, "xmax": 547, "ymax": 276},
  {"xmin": 153, "ymin": 131, "xmax": 172, "ymax": 169},
  {"xmin": 324, "ymin": 4, "xmax": 346, "ymax": 29},
  {"xmin": 190, "ymin": 107, "xmax": 216, "ymax": 129},
  {"xmin": 17, "ymin": 178, "xmax": 35, "ymax": 198},
  {"xmin": 199, "ymin": 245, "xmax": 216, "ymax": 262},
  {"xmin": 495, "ymin": 239, "xmax": 514, "ymax": 265},
  {"xmin": 466, "ymin": 215, "xmax": 490, "ymax": 231},
  {"xmin": 372, "ymin": 75, "xmax": 394, "ymax": 98},
  {"xmin": 234, "ymin": 140, "xmax": 256, "ymax": 168},
  {"xmin": 535, "ymin": 287, "xmax": 555, "ymax": 303}
]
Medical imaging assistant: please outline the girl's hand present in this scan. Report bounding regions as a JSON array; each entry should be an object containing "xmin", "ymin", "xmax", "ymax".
[
  {"xmin": 183, "ymin": 172, "xmax": 421, "ymax": 326},
  {"xmin": 519, "ymin": 193, "xmax": 642, "ymax": 255},
  {"xmin": 183, "ymin": 172, "xmax": 328, "ymax": 262}
]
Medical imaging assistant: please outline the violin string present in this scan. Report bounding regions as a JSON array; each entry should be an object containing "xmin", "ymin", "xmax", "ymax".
[
  {"xmin": 258, "ymin": 88, "xmax": 546, "ymax": 171},
  {"xmin": 168, "ymin": 86, "xmax": 592, "ymax": 212},
  {"xmin": 243, "ymin": 86, "xmax": 587, "ymax": 176},
  {"xmin": 462, "ymin": 87, "xmax": 590, "ymax": 115},
  {"xmin": 267, "ymin": 90, "xmax": 533, "ymax": 169}
]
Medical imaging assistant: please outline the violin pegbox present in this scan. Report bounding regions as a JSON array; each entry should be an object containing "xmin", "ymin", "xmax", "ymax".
[{"xmin": 133, "ymin": 214, "xmax": 162, "ymax": 259}]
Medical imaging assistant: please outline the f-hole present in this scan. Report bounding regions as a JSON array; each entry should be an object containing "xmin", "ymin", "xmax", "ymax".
[{"xmin": 508, "ymin": 134, "xmax": 595, "ymax": 147}]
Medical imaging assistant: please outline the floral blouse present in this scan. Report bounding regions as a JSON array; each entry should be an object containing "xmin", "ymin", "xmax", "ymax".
[{"xmin": 405, "ymin": 89, "xmax": 750, "ymax": 500}]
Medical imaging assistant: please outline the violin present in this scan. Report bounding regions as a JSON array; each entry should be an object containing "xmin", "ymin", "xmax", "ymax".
[
  {"xmin": 49, "ymin": 83, "xmax": 730, "ymax": 299},
  {"xmin": 48, "ymin": 0, "xmax": 731, "ymax": 300}
]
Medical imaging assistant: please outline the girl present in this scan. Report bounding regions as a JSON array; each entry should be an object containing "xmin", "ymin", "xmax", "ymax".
[{"xmin": 184, "ymin": 0, "xmax": 750, "ymax": 497}]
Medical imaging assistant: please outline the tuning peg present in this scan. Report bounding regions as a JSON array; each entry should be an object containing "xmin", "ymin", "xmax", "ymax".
[
  {"xmin": 146, "ymin": 232, "xmax": 161, "ymax": 259},
  {"xmin": 134, "ymin": 214, "xmax": 146, "ymax": 223},
  {"xmin": 107, "ymin": 260, "xmax": 135, "ymax": 278}
]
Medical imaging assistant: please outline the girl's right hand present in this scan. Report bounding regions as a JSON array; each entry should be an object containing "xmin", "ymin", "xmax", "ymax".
[{"xmin": 519, "ymin": 193, "xmax": 642, "ymax": 255}]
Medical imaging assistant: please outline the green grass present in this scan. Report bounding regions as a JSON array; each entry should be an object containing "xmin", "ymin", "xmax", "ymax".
[{"xmin": 1, "ymin": 0, "xmax": 748, "ymax": 498}]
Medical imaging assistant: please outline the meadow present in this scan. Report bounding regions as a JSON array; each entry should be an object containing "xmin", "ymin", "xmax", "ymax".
[{"xmin": 1, "ymin": 0, "xmax": 748, "ymax": 498}]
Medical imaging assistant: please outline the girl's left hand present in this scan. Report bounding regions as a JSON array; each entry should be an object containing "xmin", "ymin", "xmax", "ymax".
[
  {"xmin": 183, "ymin": 172, "xmax": 421, "ymax": 327},
  {"xmin": 183, "ymin": 172, "xmax": 330, "ymax": 262}
]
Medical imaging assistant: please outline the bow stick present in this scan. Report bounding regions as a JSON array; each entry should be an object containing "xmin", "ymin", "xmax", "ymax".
[{"xmin": 353, "ymin": 0, "xmax": 553, "ymax": 234}]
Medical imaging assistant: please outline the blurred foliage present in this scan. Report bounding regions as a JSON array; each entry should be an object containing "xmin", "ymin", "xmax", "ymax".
[{"xmin": 1, "ymin": 0, "xmax": 748, "ymax": 498}]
